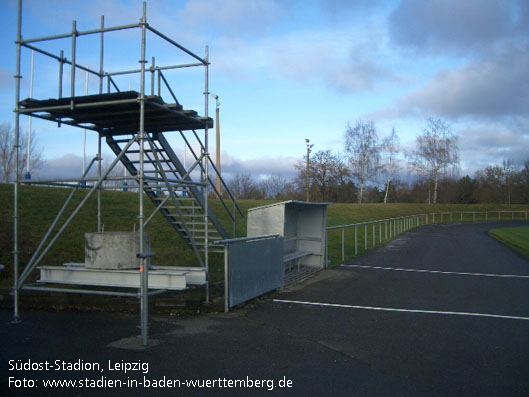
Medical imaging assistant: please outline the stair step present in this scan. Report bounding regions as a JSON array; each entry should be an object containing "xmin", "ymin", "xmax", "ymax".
[
  {"xmin": 126, "ymin": 149, "xmax": 164, "ymax": 154},
  {"xmin": 189, "ymin": 235, "xmax": 223, "ymax": 240},
  {"xmin": 199, "ymin": 248, "xmax": 224, "ymax": 254},
  {"xmin": 176, "ymin": 221, "xmax": 215, "ymax": 226},
  {"xmin": 166, "ymin": 213, "xmax": 204, "ymax": 219},
  {"xmin": 178, "ymin": 229, "xmax": 220, "ymax": 234},
  {"xmin": 165, "ymin": 197, "xmax": 197, "ymax": 201},
  {"xmin": 124, "ymin": 159, "xmax": 172, "ymax": 164},
  {"xmin": 194, "ymin": 241, "xmax": 224, "ymax": 246}
]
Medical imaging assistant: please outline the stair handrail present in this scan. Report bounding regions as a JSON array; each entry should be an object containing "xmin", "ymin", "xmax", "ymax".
[
  {"xmin": 178, "ymin": 130, "xmax": 244, "ymax": 223},
  {"xmin": 190, "ymin": 129, "xmax": 244, "ymax": 218}
]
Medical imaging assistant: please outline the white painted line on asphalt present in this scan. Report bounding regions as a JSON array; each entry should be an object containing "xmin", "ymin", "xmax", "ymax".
[
  {"xmin": 273, "ymin": 299, "xmax": 529, "ymax": 321},
  {"xmin": 341, "ymin": 264, "xmax": 529, "ymax": 279}
]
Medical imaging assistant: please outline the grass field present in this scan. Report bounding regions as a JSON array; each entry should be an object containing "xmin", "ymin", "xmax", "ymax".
[
  {"xmin": 488, "ymin": 227, "xmax": 529, "ymax": 259},
  {"xmin": 1, "ymin": 183, "xmax": 528, "ymax": 286}
]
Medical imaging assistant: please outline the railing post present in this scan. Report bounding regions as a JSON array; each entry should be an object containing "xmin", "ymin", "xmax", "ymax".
[
  {"xmin": 364, "ymin": 224, "xmax": 368, "ymax": 251},
  {"xmin": 486, "ymin": 211, "xmax": 488, "ymax": 221},
  {"xmin": 58, "ymin": 50, "xmax": 64, "ymax": 99},
  {"xmin": 341, "ymin": 227, "xmax": 345, "ymax": 263},
  {"xmin": 379, "ymin": 221, "xmax": 382, "ymax": 242},
  {"xmin": 473, "ymin": 212, "xmax": 475, "ymax": 222},
  {"xmin": 355, "ymin": 225, "xmax": 358, "ymax": 256},
  {"xmin": 233, "ymin": 200, "xmax": 236, "ymax": 238},
  {"xmin": 325, "ymin": 230, "xmax": 329, "ymax": 268},
  {"xmin": 70, "ymin": 20, "xmax": 77, "ymax": 109},
  {"xmin": 373, "ymin": 223, "xmax": 376, "ymax": 247},
  {"xmin": 150, "ymin": 56, "xmax": 155, "ymax": 96},
  {"xmin": 224, "ymin": 243, "xmax": 229, "ymax": 313}
]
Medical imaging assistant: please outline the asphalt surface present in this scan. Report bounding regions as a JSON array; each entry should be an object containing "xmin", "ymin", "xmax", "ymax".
[{"xmin": 2, "ymin": 221, "xmax": 529, "ymax": 396}]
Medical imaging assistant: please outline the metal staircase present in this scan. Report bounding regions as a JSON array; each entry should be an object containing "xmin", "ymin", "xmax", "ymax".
[{"xmin": 106, "ymin": 132, "xmax": 228, "ymax": 261}]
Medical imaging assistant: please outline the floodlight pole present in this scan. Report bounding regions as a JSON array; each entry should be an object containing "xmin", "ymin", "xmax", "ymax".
[{"xmin": 305, "ymin": 139, "xmax": 313, "ymax": 202}]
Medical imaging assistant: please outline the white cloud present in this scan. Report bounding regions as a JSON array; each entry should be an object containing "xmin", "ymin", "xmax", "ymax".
[
  {"xmin": 395, "ymin": 44, "xmax": 529, "ymax": 121},
  {"xmin": 39, "ymin": 154, "xmax": 84, "ymax": 179},
  {"xmin": 389, "ymin": 0, "xmax": 527, "ymax": 56},
  {"xmin": 38, "ymin": 149, "xmax": 298, "ymax": 182},
  {"xmin": 458, "ymin": 125, "xmax": 529, "ymax": 172},
  {"xmin": 177, "ymin": 0, "xmax": 284, "ymax": 37},
  {"xmin": 213, "ymin": 26, "xmax": 399, "ymax": 93}
]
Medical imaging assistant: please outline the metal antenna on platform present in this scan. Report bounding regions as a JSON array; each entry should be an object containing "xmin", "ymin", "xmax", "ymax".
[{"xmin": 211, "ymin": 93, "xmax": 221, "ymax": 194}]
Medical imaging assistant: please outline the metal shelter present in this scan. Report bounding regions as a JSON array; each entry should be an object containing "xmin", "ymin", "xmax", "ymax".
[{"xmin": 11, "ymin": 0, "xmax": 243, "ymax": 345}]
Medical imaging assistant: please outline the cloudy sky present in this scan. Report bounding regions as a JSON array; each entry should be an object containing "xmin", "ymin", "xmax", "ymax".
[{"xmin": 0, "ymin": 0, "xmax": 528, "ymax": 181}]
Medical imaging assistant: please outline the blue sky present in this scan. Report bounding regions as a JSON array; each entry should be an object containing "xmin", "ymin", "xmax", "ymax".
[{"xmin": 0, "ymin": 0, "xmax": 528, "ymax": 182}]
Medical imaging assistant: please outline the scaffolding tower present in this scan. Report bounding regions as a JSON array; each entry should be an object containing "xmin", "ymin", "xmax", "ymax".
[{"xmin": 11, "ymin": 0, "xmax": 243, "ymax": 346}]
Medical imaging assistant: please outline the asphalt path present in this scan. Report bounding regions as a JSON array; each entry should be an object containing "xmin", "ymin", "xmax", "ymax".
[{"xmin": 2, "ymin": 221, "xmax": 528, "ymax": 396}]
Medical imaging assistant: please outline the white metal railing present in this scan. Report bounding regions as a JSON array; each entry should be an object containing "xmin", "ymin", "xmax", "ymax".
[{"xmin": 326, "ymin": 210, "xmax": 529, "ymax": 266}]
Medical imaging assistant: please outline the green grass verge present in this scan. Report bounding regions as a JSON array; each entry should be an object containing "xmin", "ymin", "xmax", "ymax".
[
  {"xmin": 488, "ymin": 227, "xmax": 529, "ymax": 259},
  {"xmin": 1, "ymin": 183, "xmax": 528, "ymax": 286}
]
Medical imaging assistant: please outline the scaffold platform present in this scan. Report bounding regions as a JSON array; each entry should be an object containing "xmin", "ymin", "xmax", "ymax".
[{"xmin": 19, "ymin": 91, "xmax": 213, "ymax": 135}]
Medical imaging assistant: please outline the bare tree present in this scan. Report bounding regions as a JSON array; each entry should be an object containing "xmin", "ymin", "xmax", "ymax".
[
  {"xmin": 407, "ymin": 118, "xmax": 459, "ymax": 204},
  {"xmin": 295, "ymin": 150, "xmax": 351, "ymax": 202},
  {"xmin": 0, "ymin": 123, "xmax": 44, "ymax": 183},
  {"xmin": 260, "ymin": 174, "xmax": 291, "ymax": 200},
  {"xmin": 501, "ymin": 159, "xmax": 516, "ymax": 205},
  {"xmin": 344, "ymin": 120, "xmax": 379, "ymax": 203},
  {"xmin": 380, "ymin": 127, "xmax": 400, "ymax": 203},
  {"xmin": 227, "ymin": 173, "xmax": 264, "ymax": 199}
]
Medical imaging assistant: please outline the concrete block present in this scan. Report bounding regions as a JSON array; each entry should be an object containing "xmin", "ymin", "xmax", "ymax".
[{"xmin": 85, "ymin": 232, "xmax": 150, "ymax": 270}]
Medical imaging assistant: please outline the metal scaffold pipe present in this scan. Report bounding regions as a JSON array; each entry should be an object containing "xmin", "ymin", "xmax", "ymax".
[
  {"xmin": 204, "ymin": 45, "xmax": 210, "ymax": 304},
  {"xmin": 137, "ymin": 1, "xmax": 148, "ymax": 346},
  {"xmin": 12, "ymin": 0, "xmax": 23, "ymax": 323}
]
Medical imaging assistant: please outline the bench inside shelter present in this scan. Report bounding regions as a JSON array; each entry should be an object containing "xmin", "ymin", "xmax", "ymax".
[{"xmin": 246, "ymin": 201, "xmax": 329, "ymax": 274}]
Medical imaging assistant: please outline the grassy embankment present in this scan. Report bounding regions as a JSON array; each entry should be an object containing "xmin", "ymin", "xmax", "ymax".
[
  {"xmin": 1, "ymin": 183, "xmax": 528, "ymax": 286},
  {"xmin": 488, "ymin": 227, "xmax": 529, "ymax": 259}
]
